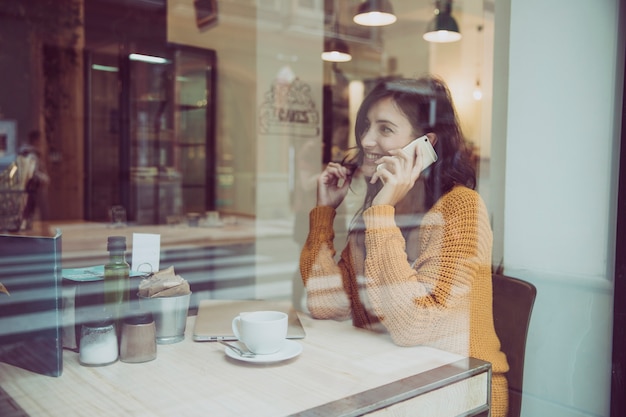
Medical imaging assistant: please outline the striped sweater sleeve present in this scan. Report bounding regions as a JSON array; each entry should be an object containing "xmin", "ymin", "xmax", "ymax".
[{"xmin": 299, "ymin": 205, "xmax": 352, "ymax": 321}]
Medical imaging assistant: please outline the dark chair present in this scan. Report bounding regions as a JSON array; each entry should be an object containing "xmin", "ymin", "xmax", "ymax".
[{"xmin": 492, "ymin": 274, "xmax": 537, "ymax": 417}]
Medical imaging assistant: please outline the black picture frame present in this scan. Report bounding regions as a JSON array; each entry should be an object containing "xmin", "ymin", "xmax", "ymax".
[{"xmin": 194, "ymin": 0, "xmax": 218, "ymax": 30}]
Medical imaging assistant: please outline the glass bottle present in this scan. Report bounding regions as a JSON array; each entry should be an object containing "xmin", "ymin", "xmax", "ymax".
[{"xmin": 104, "ymin": 236, "xmax": 130, "ymax": 329}]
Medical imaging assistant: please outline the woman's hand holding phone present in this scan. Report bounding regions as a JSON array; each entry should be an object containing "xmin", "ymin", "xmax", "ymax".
[
  {"xmin": 375, "ymin": 134, "xmax": 438, "ymax": 176},
  {"xmin": 371, "ymin": 134, "xmax": 437, "ymax": 206}
]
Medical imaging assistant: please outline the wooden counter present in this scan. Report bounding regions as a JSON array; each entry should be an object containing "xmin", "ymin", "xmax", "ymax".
[
  {"xmin": 0, "ymin": 310, "xmax": 490, "ymax": 417},
  {"xmin": 46, "ymin": 218, "xmax": 263, "ymax": 267}
]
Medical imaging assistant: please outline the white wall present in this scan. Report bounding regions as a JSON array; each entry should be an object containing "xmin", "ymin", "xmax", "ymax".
[
  {"xmin": 254, "ymin": 5, "xmax": 324, "ymax": 220},
  {"xmin": 253, "ymin": 3, "xmax": 324, "ymax": 299},
  {"xmin": 494, "ymin": 1, "xmax": 623, "ymax": 416}
]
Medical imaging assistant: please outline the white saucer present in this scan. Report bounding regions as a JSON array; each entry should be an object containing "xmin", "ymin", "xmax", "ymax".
[{"xmin": 224, "ymin": 340, "xmax": 302, "ymax": 363}]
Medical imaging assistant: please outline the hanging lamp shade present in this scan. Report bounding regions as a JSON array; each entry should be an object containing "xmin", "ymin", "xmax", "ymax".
[
  {"xmin": 321, "ymin": 38, "xmax": 352, "ymax": 62},
  {"xmin": 423, "ymin": 0, "xmax": 462, "ymax": 43},
  {"xmin": 353, "ymin": 0, "xmax": 397, "ymax": 27}
]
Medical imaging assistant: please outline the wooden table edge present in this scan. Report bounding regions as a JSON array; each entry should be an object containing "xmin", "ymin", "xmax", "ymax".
[{"xmin": 289, "ymin": 357, "xmax": 492, "ymax": 417}]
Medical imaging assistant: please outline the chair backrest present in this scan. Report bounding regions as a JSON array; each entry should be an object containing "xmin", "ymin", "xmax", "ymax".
[{"xmin": 492, "ymin": 274, "xmax": 537, "ymax": 417}]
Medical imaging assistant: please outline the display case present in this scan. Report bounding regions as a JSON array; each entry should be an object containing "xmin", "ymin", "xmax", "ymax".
[
  {"xmin": 85, "ymin": 45, "xmax": 216, "ymax": 224},
  {"xmin": 173, "ymin": 47, "xmax": 217, "ymax": 214},
  {"xmin": 127, "ymin": 51, "xmax": 181, "ymax": 224}
]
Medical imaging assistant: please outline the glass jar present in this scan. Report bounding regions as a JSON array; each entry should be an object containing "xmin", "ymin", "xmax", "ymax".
[{"xmin": 79, "ymin": 318, "xmax": 118, "ymax": 366}]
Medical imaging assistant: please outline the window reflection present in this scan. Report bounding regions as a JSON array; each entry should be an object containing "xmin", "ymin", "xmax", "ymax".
[{"xmin": 0, "ymin": 0, "xmax": 491, "ymax": 326}]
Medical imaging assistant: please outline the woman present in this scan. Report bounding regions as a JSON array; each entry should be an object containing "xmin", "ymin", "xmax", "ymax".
[{"xmin": 299, "ymin": 76, "xmax": 509, "ymax": 416}]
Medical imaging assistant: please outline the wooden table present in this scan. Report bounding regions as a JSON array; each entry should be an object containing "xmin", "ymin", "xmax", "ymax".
[{"xmin": 0, "ymin": 311, "xmax": 491, "ymax": 417}]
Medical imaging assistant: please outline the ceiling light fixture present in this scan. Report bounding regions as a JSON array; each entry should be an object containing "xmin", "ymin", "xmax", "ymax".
[
  {"xmin": 322, "ymin": 38, "xmax": 352, "ymax": 62},
  {"xmin": 423, "ymin": 0, "xmax": 462, "ymax": 43},
  {"xmin": 129, "ymin": 53, "xmax": 170, "ymax": 64},
  {"xmin": 92, "ymin": 64, "xmax": 119, "ymax": 73},
  {"xmin": 353, "ymin": 0, "xmax": 397, "ymax": 27},
  {"xmin": 322, "ymin": 0, "xmax": 352, "ymax": 62}
]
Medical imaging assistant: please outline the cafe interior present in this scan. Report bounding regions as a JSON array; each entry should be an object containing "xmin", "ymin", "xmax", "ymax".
[{"xmin": 0, "ymin": 0, "xmax": 624, "ymax": 416}]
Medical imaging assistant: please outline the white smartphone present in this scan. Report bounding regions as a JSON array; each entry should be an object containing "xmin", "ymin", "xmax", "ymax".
[{"xmin": 376, "ymin": 135, "xmax": 438, "ymax": 174}]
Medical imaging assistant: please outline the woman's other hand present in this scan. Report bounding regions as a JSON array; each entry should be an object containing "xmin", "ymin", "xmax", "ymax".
[{"xmin": 317, "ymin": 162, "xmax": 353, "ymax": 209}]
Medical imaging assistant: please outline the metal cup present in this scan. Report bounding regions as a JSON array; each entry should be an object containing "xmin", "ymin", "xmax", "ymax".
[
  {"xmin": 138, "ymin": 293, "xmax": 191, "ymax": 344},
  {"xmin": 120, "ymin": 311, "xmax": 157, "ymax": 363}
]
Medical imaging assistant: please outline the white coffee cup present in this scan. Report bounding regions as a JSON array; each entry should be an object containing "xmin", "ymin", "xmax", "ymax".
[{"xmin": 231, "ymin": 311, "xmax": 288, "ymax": 354}]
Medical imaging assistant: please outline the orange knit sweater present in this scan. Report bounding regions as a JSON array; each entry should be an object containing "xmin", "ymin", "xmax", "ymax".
[{"xmin": 300, "ymin": 185, "xmax": 509, "ymax": 417}]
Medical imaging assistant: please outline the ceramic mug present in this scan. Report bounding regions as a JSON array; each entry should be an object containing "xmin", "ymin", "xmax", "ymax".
[{"xmin": 231, "ymin": 311, "xmax": 287, "ymax": 354}]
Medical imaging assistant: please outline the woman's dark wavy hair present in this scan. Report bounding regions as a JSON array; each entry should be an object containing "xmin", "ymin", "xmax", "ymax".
[{"xmin": 345, "ymin": 76, "xmax": 476, "ymax": 212}]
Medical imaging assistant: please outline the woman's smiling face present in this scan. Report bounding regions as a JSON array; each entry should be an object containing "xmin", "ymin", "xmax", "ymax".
[{"xmin": 358, "ymin": 97, "xmax": 420, "ymax": 178}]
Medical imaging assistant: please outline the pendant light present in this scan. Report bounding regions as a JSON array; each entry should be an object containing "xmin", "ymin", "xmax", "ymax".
[
  {"xmin": 322, "ymin": 38, "xmax": 352, "ymax": 62},
  {"xmin": 423, "ymin": 0, "xmax": 462, "ymax": 43},
  {"xmin": 353, "ymin": 0, "xmax": 397, "ymax": 27},
  {"xmin": 322, "ymin": 0, "xmax": 352, "ymax": 62}
]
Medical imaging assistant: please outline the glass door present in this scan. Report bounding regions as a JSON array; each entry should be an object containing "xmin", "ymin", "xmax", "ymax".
[
  {"xmin": 85, "ymin": 45, "xmax": 216, "ymax": 224},
  {"xmin": 127, "ymin": 50, "xmax": 181, "ymax": 224},
  {"xmin": 85, "ymin": 47, "xmax": 123, "ymax": 222},
  {"xmin": 173, "ymin": 46, "xmax": 217, "ymax": 215}
]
